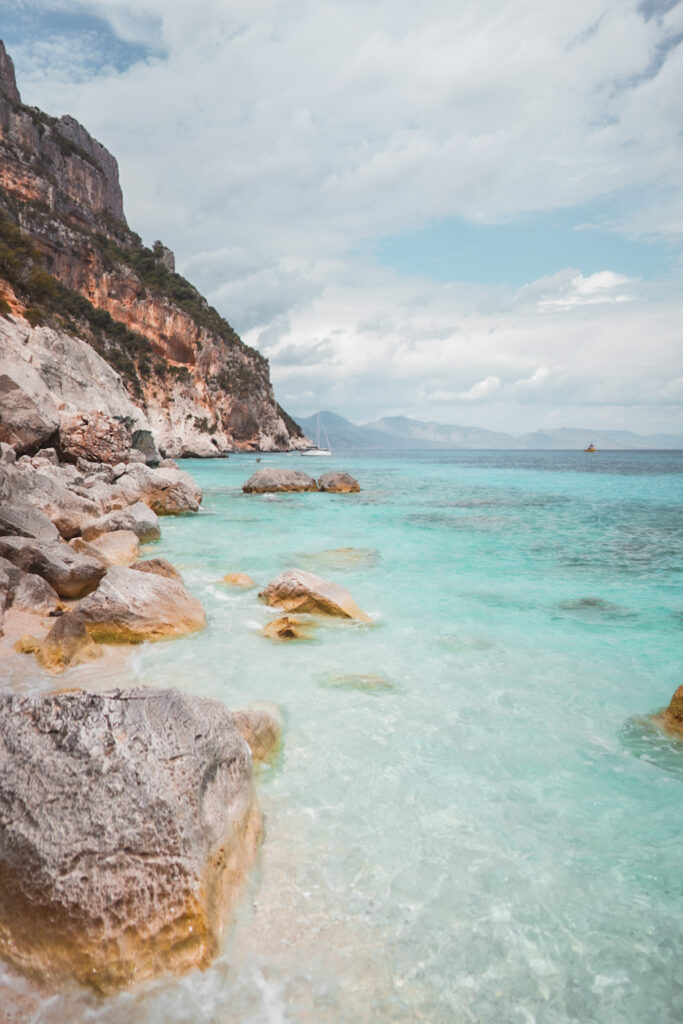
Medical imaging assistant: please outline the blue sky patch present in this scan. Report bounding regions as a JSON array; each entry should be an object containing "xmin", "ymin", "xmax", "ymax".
[{"xmin": 368, "ymin": 205, "xmax": 673, "ymax": 286}]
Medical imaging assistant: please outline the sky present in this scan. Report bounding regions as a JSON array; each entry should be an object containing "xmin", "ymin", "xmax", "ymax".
[{"xmin": 1, "ymin": 0, "xmax": 682, "ymax": 434}]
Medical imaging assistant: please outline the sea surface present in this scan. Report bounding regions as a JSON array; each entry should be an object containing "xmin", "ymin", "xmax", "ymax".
[{"xmin": 6, "ymin": 449, "xmax": 683, "ymax": 1023}]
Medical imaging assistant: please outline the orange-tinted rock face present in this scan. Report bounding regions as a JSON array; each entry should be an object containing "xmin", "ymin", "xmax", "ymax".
[{"xmin": 0, "ymin": 40, "xmax": 307, "ymax": 456}]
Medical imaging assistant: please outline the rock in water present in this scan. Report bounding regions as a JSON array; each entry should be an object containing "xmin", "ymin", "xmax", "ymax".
[
  {"xmin": 259, "ymin": 569, "xmax": 372, "ymax": 622},
  {"xmin": 0, "ymin": 688, "xmax": 262, "ymax": 991},
  {"xmin": 242, "ymin": 468, "xmax": 318, "ymax": 493},
  {"xmin": 317, "ymin": 471, "xmax": 361, "ymax": 493},
  {"xmin": 657, "ymin": 685, "xmax": 683, "ymax": 736},
  {"xmin": 37, "ymin": 612, "xmax": 101, "ymax": 672},
  {"xmin": 76, "ymin": 565, "xmax": 206, "ymax": 643}
]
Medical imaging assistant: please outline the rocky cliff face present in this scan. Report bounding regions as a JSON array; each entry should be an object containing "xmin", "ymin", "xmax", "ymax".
[{"xmin": 0, "ymin": 41, "xmax": 306, "ymax": 455}]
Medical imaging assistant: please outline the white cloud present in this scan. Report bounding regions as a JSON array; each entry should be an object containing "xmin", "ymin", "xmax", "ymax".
[{"xmin": 4, "ymin": 0, "xmax": 683, "ymax": 432}]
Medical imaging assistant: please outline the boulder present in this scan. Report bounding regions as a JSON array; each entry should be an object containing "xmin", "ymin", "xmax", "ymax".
[
  {"xmin": 112, "ymin": 464, "xmax": 201, "ymax": 514},
  {"xmin": 242, "ymin": 468, "xmax": 318, "ymax": 493},
  {"xmin": 317, "ymin": 471, "xmax": 361, "ymax": 493},
  {"xmin": 11, "ymin": 573, "xmax": 61, "ymax": 615},
  {"xmin": 657, "ymin": 685, "xmax": 683, "ymax": 736},
  {"xmin": 72, "ymin": 530, "xmax": 140, "ymax": 567},
  {"xmin": 222, "ymin": 572, "xmax": 256, "ymax": 588},
  {"xmin": 0, "ymin": 688, "xmax": 261, "ymax": 991},
  {"xmin": 232, "ymin": 706, "xmax": 282, "ymax": 763},
  {"xmin": 0, "ymin": 503, "xmax": 60, "ymax": 543},
  {"xmin": 0, "ymin": 537, "xmax": 105, "ymax": 598},
  {"xmin": 0, "ymin": 370, "xmax": 59, "ymax": 454},
  {"xmin": 36, "ymin": 612, "xmax": 101, "ymax": 672},
  {"xmin": 260, "ymin": 614, "xmax": 316, "ymax": 641},
  {"xmin": 59, "ymin": 411, "xmax": 132, "ymax": 465},
  {"xmin": 259, "ymin": 569, "xmax": 372, "ymax": 622},
  {"xmin": 76, "ymin": 565, "xmax": 206, "ymax": 643},
  {"xmin": 81, "ymin": 501, "xmax": 161, "ymax": 544},
  {"xmin": 130, "ymin": 557, "xmax": 183, "ymax": 582}
]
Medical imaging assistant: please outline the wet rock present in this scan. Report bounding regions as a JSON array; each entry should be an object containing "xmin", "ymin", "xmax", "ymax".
[
  {"xmin": 0, "ymin": 503, "xmax": 60, "ymax": 544},
  {"xmin": 222, "ymin": 572, "xmax": 256, "ymax": 587},
  {"xmin": 317, "ymin": 471, "xmax": 361, "ymax": 493},
  {"xmin": 0, "ymin": 537, "xmax": 105, "ymax": 599},
  {"xmin": 71, "ymin": 529, "xmax": 140, "ymax": 567},
  {"xmin": 59, "ymin": 411, "xmax": 131, "ymax": 465},
  {"xmin": 81, "ymin": 501, "xmax": 161, "ymax": 544},
  {"xmin": 113, "ymin": 464, "xmax": 201, "ymax": 514},
  {"xmin": 37, "ymin": 611, "xmax": 101, "ymax": 672},
  {"xmin": 232, "ymin": 706, "xmax": 283, "ymax": 764},
  {"xmin": 76, "ymin": 565, "xmax": 206, "ymax": 643},
  {"xmin": 11, "ymin": 573, "xmax": 61, "ymax": 615},
  {"xmin": 260, "ymin": 615, "xmax": 316, "ymax": 641},
  {"xmin": 242, "ymin": 468, "xmax": 318, "ymax": 493},
  {"xmin": 130, "ymin": 557, "xmax": 183, "ymax": 582},
  {"xmin": 0, "ymin": 687, "xmax": 261, "ymax": 991},
  {"xmin": 259, "ymin": 569, "xmax": 372, "ymax": 622},
  {"xmin": 657, "ymin": 685, "xmax": 683, "ymax": 736}
]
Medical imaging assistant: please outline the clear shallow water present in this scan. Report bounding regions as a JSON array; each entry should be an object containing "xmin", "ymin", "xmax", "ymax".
[{"xmin": 6, "ymin": 450, "xmax": 683, "ymax": 1023}]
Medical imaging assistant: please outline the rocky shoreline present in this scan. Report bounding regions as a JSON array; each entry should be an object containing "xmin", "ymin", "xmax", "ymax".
[
  {"xmin": 0, "ymin": 422, "xmax": 377, "ymax": 996},
  {"xmin": 0, "ymin": 435, "xmax": 290, "ymax": 994}
]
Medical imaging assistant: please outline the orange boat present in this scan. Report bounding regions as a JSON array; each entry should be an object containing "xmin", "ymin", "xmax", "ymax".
[{"xmin": 584, "ymin": 442, "xmax": 596, "ymax": 452}]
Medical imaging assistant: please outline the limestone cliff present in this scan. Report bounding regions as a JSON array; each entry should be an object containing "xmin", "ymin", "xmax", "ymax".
[{"xmin": 0, "ymin": 41, "xmax": 306, "ymax": 455}]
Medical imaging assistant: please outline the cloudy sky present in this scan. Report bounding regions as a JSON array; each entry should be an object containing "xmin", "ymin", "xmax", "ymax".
[{"xmin": 2, "ymin": 0, "xmax": 682, "ymax": 433}]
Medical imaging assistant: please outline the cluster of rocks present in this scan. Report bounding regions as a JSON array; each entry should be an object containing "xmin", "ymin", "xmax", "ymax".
[
  {"xmin": 242, "ymin": 467, "xmax": 360, "ymax": 493},
  {"xmin": 0, "ymin": 442, "xmax": 204, "ymax": 671}
]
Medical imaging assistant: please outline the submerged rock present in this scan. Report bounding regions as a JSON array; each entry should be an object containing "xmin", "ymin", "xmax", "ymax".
[
  {"xmin": 0, "ymin": 688, "xmax": 262, "ymax": 991},
  {"xmin": 242, "ymin": 468, "xmax": 318, "ymax": 493},
  {"xmin": 223, "ymin": 572, "xmax": 256, "ymax": 588},
  {"xmin": 261, "ymin": 614, "xmax": 316, "ymax": 641},
  {"xmin": 317, "ymin": 471, "xmax": 360, "ymax": 493},
  {"xmin": 259, "ymin": 569, "xmax": 372, "ymax": 622},
  {"xmin": 232, "ymin": 705, "xmax": 283, "ymax": 764},
  {"xmin": 76, "ymin": 565, "xmax": 206, "ymax": 643}
]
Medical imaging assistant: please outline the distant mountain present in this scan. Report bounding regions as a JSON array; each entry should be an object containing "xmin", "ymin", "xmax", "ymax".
[
  {"xmin": 295, "ymin": 412, "xmax": 683, "ymax": 451},
  {"xmin": 365, "ymin": 416, "xmax": 516, "ymax": 448}
]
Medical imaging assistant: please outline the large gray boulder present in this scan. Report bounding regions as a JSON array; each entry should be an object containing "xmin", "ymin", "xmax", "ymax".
[
  {"xmin": 112, "ymin": 464, "xmax": 202, "ymax": 514},
  {"xmin": 81, "ymin": 501, "xmax": 161, "ymax": 544},
  {"xmin": 0, "ymin": 688, "xmax": 262, "ymax": 991},
  {"xmin": 0, "ymin": 368, "xmax": 59, "ymax": 454},
  {"xmin": 0, "ymin": 536, "xmax": 105, "ymax": 598},
  {"xmin": 259, "ymin": 568, "xmax": 372, "ymax": 622},
  {"xmin": 76, "ymin": 565, "xmax": 206, "ymax": 643},
  {"xmin": 242, "ymin": 468, "xmax": 318, "ymax": 493},
  {"xmin": 0, "ymin": 503, "xmax": 60, "ymax": 544}
]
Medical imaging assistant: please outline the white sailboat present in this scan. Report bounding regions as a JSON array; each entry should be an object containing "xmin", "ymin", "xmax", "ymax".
[{"xmin": 300, "ymin": 412, "xmax": 332, "ymax": 456}]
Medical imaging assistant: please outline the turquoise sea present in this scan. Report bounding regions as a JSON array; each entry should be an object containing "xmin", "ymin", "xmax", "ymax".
[{"xmin": 8, "ymin": 450, "xmax": 683, "ymax": 1023}]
